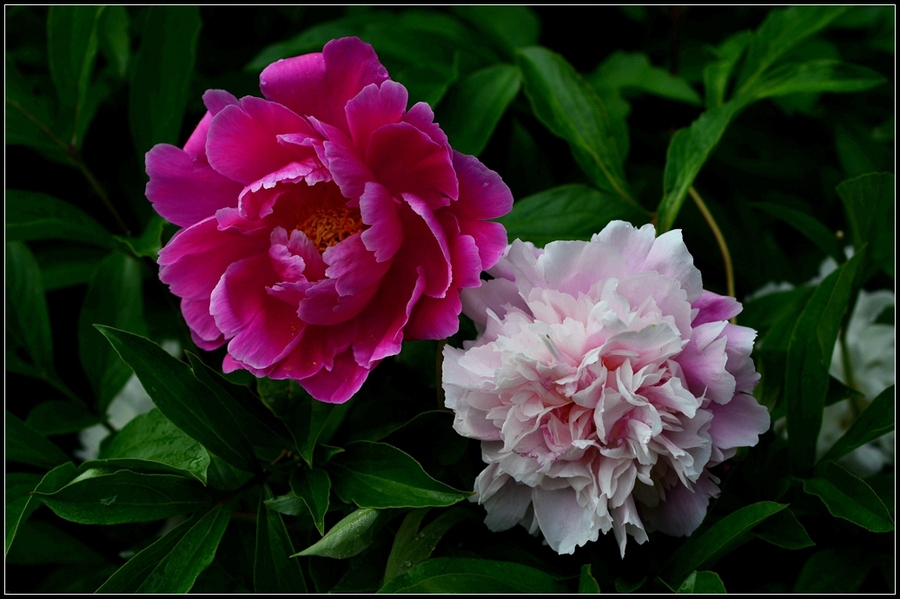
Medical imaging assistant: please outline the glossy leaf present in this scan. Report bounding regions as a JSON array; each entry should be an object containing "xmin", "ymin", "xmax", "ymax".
[
  {"xmin": 785, "ymin": 252, "xmax": 863, "ymax": 473},
  {"xmin": 255, "ymin": 486, "xmax": 307, "ymax": 592},
  {"xmin": 98, "ymin": 6, "xmax": 130, "ymax": 78},
  {"xmin": 677, "ymin": 571, "xmax": 726, "ymax": 593},
  {"xmin": 384, "ymin": 507, "xmax": 472, "ymax": 584},
  {"xmin": 328, "ymin": 441, "xmax": 470, "ymax": 509},
  {"xmin": 735, "ymin": 6, "xmax": 847, "ymax": 94},
  {"xmin": 499, "ymin": 184, "xmax": 648, "ymax": 248},
  {"xmin": 836, "ymin": 172, "xmax": 894, "ymax": 278},
  {"xmin": 290, "ymin": 468, "xmax": 331, "ymax": 536},
  {"xmin": 6, "ymin": 241, "xmax": 54, "ymax": 376},
  {"xmin": 794, "ymin": 548, "xmax": 871, "ymax": 593},
  {"xmin": 436, "ymin": 64, "xmax": 520, "ymax": 157},
  {"xmin": 755, "ymin": 507, "xmax": 815, "ymax": 549},
  {"xmin": 803, "ymin": 462, "xmax": 893, "ymax": 532},
  {"xmin": 7, "ymin": 411, "xmax": 70, "ymax": 469},
  {"xmin": 129, "ymin": 6, "xmax": 201, "ymax": 155},
  {"xmin": 5, "ymin": 463, "xmax": 76, "ymax": 556},
  {"xmin": 297, "ymin": 507, "xmax": 395, "ymax": 559},
  {"xmin": 378, "ymin": 557, "xmax": 569, "ymax": 593},
  {"xmin": 589, "ymin": 51, "xmax": 702, "ymax": 105},
  {"xmin": 743, "ymin": 60, "xmax": 885, "ymax": 100},
  {"xmin": 703, "ymin": 30, "xmax": 752, "ymax": 108},
  {"xmin": 517, "ymin": 46, "xmax": 633, "ymax": 203},
  {"xmin": 38, "ymin": 468, "xmax": 217, "ymax": 524},
  {"xmin": 453, "ymin": 6, "xmax": 539, "ymax": 56},
  {"xmin": 663, "ymin": 501, "xmax": 787, "ymax": 584},
  {"xmin": 25, "ymin": 400, "xmax": 99, "ymax": 436},
  {"xmin": 751, "ymin": 201, "xmax": 842, "ymax": 261},
  {"xmin": 96, "ymin": 326, "xmax": 258, "ymax": 472},
  {"xmin": 79, "ymin": 252, "xmax": 146, "ymax": 413},
  {"xmin": 114, "ymin": 214, "xmax": 166, "ymax": 259},
  {"xmin": 94, "ymin": 408, "xmax": 210, "ymax": 483},
  {"xmin": 6, "ymin": 190, "xmax": 116, "ymax": 248},
  {"xmin": 578, "ymin": 564, "xmax": 601, "ymax": 593},
  {"xmin": 97, "ymin": 503, "xmax": 231, "ymax": 593},
  {"xmin": 820, "ymin": 385, "xmax": 895, "ymax": 464}
]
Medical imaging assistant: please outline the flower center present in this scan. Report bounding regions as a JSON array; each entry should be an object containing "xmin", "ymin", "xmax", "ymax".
[{"xmin": 293, "ymin": 184, "xmax": 363, "ymax": 253}]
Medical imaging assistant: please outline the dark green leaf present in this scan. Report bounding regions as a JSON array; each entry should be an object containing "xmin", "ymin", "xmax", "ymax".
[
  {"xmin": 5, "ymin": 56, "xmax": 70, "ymax": 162},
  {"xmin": 589, "ymin": 51, "xmax": 702, "ymax": 105},
  {"xmin": 751, "ymin": 201, "xmax": 842, "ymax": 261},
  {"xmin": 516, "ymin": 46, "xmax": 634, "ymax": 203},
  {"xmin": 79, "ymin": 252, "xmax": 146, "ymax": 413},
  {"xmin": 744, "ymin": 60, "xmax": 885, "ymax": 100},
  {"xmin": 6, "ymin": 241, "xmax": 54, "ymax": 375},
  {"xmin": 836, "ymin": 172, "xmax": 894, "ymax": 278},
  {"xmin": 328, "ymin": 441, "xmax": 470, "ymax": 509},
  {"xmin": 25, "ymin": 400, "xmax": 99, "ymax": 436},
  {"xmin": 297, "ymin": 507, "xmax": 395, "ymax": 559},
  {"xmin": 7, "ymin": 411, "xmax": 70, "ymax": 469},
  {"xmin": 499, "ymin": 184, "xmax": 649, "ymax": 247},
  {"xmin": 453, "ymin": 6, "xmax": 539, "ymax": 56},
  {"xmin": 93, "ymin": 408, "xmax": 210, "ymax": 483},
  {"xmin": 129, "ymin": 6, "xmax": 201, "ymax": 155},
  {"xmin": 820, "ymin": 385, "xmax": 894, "ymax": 463},
  {"xmin": 99, "ymin": 6, "xmax": 130, "ymax": 78},
  {"xmin": 254, "ymin": 486, "xmax": 307, "ymax": 592},
  {"xmin": 676, "ymin": 571, "xmax": 726, "ymax": 593},
  {"xmin": 5, "ymin": 462, "xmax": 76, "ymax": 556},
  {"xmin": 755, "ymin": 507, "xmax": 815, "ymax": 549},
  {"xmin": 578, "ymin": 564, "xmax": 601, "ymax": 593},
  {"xmin": 794, "ymin": 548, "xmax": 871, "ymax": 592},
  {"xmin": 378, "ymin": 557, "xmax": 569, "ymax": 593},
  {"xmin": 290, "ymin": 468, "xmax": 331, "ymax": 536},
  {"xmin": 96, "ymin": 326, "xmax": 258, "ymax": 472},
  {"xmin": 785, "ymin": 252, "xmax": 863, "ymax": 473},
  {"xmin": 35, "ymin": 244, "xmax": 109, "ymax": 291},
  {"xmin": 436, "ymin": 64, "xmax": 520, "ymax": 157},
  {"xmin": 735, "ymin": 6, "xmax": 847, "ymax": 94},
  {"xmin": 97, "ymin": 503, "xmax": 232, "ymax": 593},
  {"xmin": 703, "ymin": 30, "xmax": 752, "ymax": 108},
  {"xmin": 803, "ymin": 462, "xmax": 893, "ymax": 532},
  {"xmin": 38, "ymin": 468, "xmax": 217, "ymax": 524},
  {"xmin": 663, "ymin": 501, "xmax": 787, "ymax": 585},
  {"xmin": 5, "ymin": 190, "xmax": 116, "ymax": 248},
  {"xmin": 114, "ymin": 214, "xmax": 166, "ymax": 259},
  {"xmin": 384, "ymin": 507, "xmax": 472, "ymax": 584},
  {"xmin": 6, "ymin": 521, "xmax": 106, "ymax": 565}
]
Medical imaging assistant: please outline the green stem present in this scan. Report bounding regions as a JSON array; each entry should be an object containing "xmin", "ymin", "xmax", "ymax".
[{"xmin": 689, "ymin": 186, "xmax": 736, "ymax": 301}]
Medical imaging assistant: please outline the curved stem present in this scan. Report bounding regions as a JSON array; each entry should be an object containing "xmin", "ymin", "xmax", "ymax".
[{"xmin": 689, "ymin": 186, "xmax": 735, "ymax": 301}]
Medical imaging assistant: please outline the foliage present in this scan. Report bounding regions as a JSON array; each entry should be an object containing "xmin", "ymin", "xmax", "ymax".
[{"xmin": 5, "ymin": 6, "xmax": 894, "ymax": 593}]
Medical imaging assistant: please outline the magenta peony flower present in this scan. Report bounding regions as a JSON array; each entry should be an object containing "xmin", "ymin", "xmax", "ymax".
[
  {"xmin": 442, "ymin": 221, "xmax": 770, "ymax": 556},
  {"xmin": 146, "ymin": 37, "xmax": 512, "ymax": 403}
]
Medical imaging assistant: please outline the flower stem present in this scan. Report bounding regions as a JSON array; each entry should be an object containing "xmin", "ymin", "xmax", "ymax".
[{"xmin": 689, "ymin": 186, "xmax": 735, "ymax": 300}]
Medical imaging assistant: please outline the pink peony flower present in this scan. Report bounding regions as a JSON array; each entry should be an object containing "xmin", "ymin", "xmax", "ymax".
[
  {"xmin": 146, "ymin": 37, "xmax": 512, "ymax": 403},
  {"xmin": 442, "ymin": 221, "xmax": 769, "ymax": 556}
]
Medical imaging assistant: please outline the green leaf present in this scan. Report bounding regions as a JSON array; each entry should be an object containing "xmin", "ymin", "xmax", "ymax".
[
  {"xmin": 79, "ymin": 252, "xmax": 146, "ymax": 413},
  {"xmin": 703, "ymin": 30, "xmax": 752, "ymax": 108},
  {"xmin": 255, "ymin": 485, "xmax": 308, "ymax": 592},
  {"xmin": 38, "ymin": 468, "xmax": 218, "ymax": 524},
  {"xmin": 516, "ymin": 46, "xmax": 634, "ymax": 203},
  {"xmin": 47, "ymin": 6, "xmax": 104, "ymax": 147},
  {"xmin": 97, "ymin": 503, "xmax": 232, "ymax": 593},
  {"xmin": 820, "ymin": 385, "xmax": 895, "ymax": 463},
  {"xmin": 436, "ymin": 64, "xmax": 520, "ymax": 157},
  {"xmin": 803, "ymin": 462, "xmax": 893, "ymax": 532},
  {"xmin": 676, "ymin": 571, "xmax": 726, "ymax": 593},
  {"xmin": 735, "ymin": 6, "xmax": 848, "ymax": 94},
  {"xmin": 96, "ymin": 326, "xmax": 258, "ymax": 472},
  {"xmin": 6, "ymin": 241, "xmax": 54, "ymax": 375},
  {"xmin": 614, "ymin": 576, "xmax": 647, "ymax": 593},
  {"xmin": 35, "ymin": 244, "xmax": 109, "ymax": 291},
  {"xmin": 114, "ymin": 214, "xmax": 166, "ymax": 259},
  {"xmin": 794, "ymin": 548, "xmax": 871, "ymax": 593},
  {"xmin": 297, "ymin": 507, "xmax": 395, "ymax": 559},
  {"xmin": 328, "ymin": 441, "xmax": 470, "ymax": 509},
  {"xmin": 25, "ymin": 400, "xmax": 100, "ymax": 436},
  {"xmin": 785, "ymin": 252, "xmax": 864, "ymax": 473},
  {"xmin": 99, "ymin": 5, "xmax": 130, "ymax": 78},
  {"xmin": 499, "ymin": 184, "xmax": 649, "ymax": 247},
  {"xmin": 589, "ymin": 51, "xmax": 702, "ymax": 105},
  {"xmin": 7, "ymin": 411, "xmax": 70, "ymax": 469},
  {"xmin": 743, "ymin": 60, "xmax": 886, "ymax": 100},
  {"xmin": 129, "ymin": 6, "xmax": 201, "ymax": 155},
  {"xmin": 663, "ymin": 501, "xmax": 788, "ymax": 585},
  {"xmin": 384, "ymin": 507, "xmax": 472, "ymax": 584},
  {"xmin": 378, "ymin": 558, "xmax": 569, "ymax": 593},
  {"xmin": 5, "ymin": 190, "xmax": 116, "ymax": 248},
  {"xmin": 751, "ymin": 201, "xmax": 842, "ymax": 261},
  {"xmin": 453, "ymin": 6, "xmax": 539, "ymax": 56},
  {"xmin": 755, "ymin": 507, "xmax": 815, "ymax": 549},
  {"xmin": 578, "ymin": 564, "xmax": 601, "ymax": 593},
  {"xmin": 836, "ymin": 172, "xmax": 894, "ymax": 278},
  {"xmin": 7, "ymin": 520, "xmax": 106, "ymax": 566},
  {"xmin": 290, "ymin": 468, "xmax": 331, "ymax": 536},
  {"xmin": 5, "ymin": 56, "xmax": 71, "ymax": 162},
  {"xmin": 5, "ymin": 463, "xmax": 76, "ymax": 556},
  {"xmin": 657, "ymin": 100, "xmax": 741, "ymax": 233},
  {"xmin": 93, "ymin": 408, "xmax": 210, "ymax": 483}
]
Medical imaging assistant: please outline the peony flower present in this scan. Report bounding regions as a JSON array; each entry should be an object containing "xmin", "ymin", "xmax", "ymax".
[
  {"xmin": 146, "ymin": 37, "xmax": 512, "ymax": 403},
  {"xmin": 442, "ymin": 221, "xmax": 769, "ymax": 556}
]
